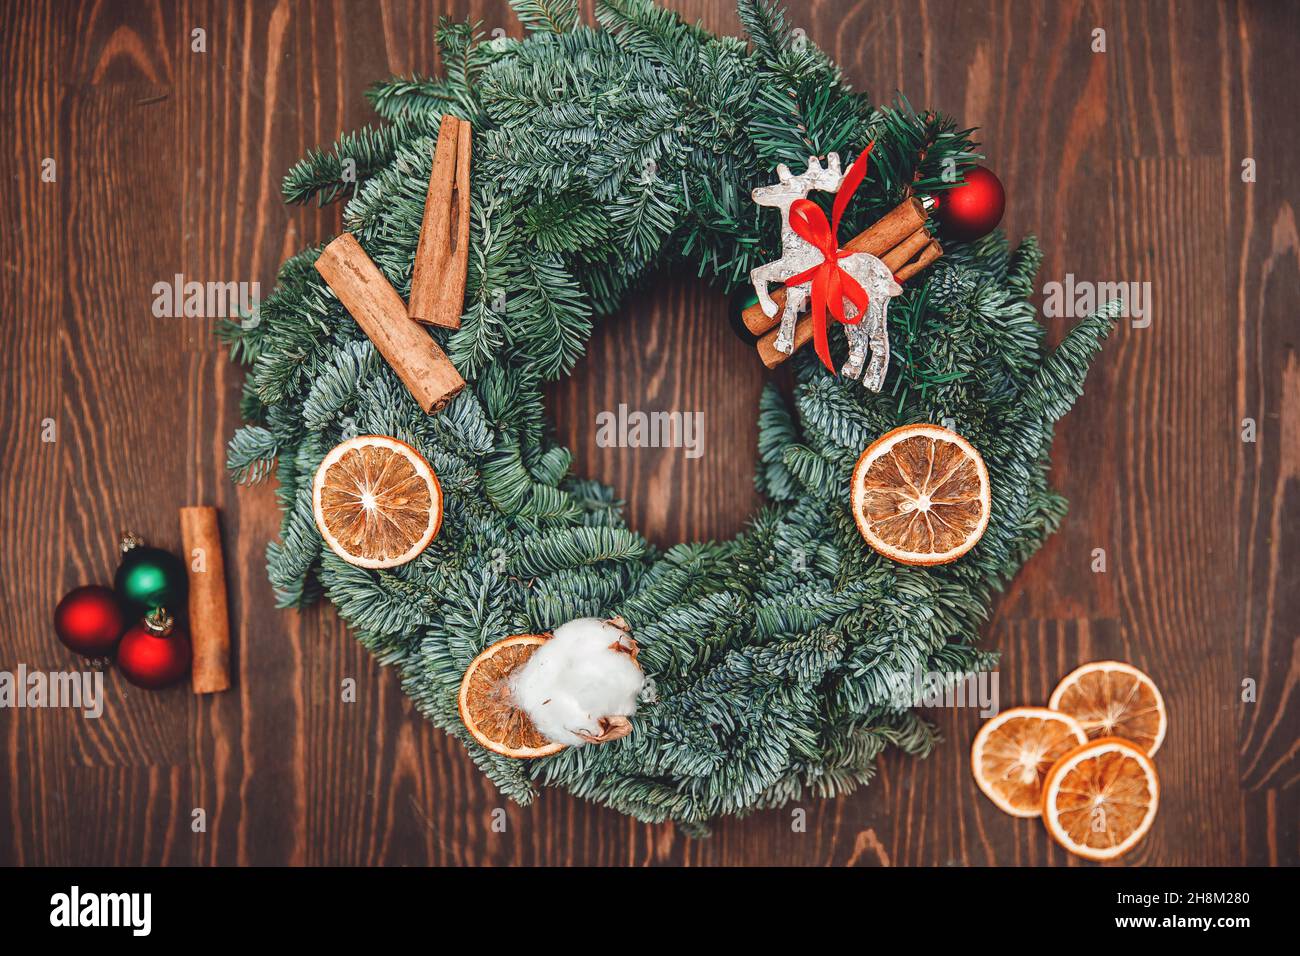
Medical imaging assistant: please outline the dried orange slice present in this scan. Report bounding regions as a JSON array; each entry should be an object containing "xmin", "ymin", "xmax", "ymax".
[
  {"xmin": 851, "ymin": 423, "xmax": 991, "ymax": 565},
  {"xmin": 312, "ymin": 435, "xmax": 442, "ymax": 569},
  {"xmin": 1049, "ymin": 661, "xmax": 1167, "ymax": 756},
  {"xmin": 1042, "ymin": 737, "xmax": 1160, "ymax": 861},
  {"xmin": 971, "ymin": 707, "xmax": 1087, "ymax": 817},
  {"xmin": 458, "ymin": 635, "xmax": 565, "ymax": 759}
]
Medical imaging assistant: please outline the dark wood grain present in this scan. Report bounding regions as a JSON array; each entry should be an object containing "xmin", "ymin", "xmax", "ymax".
[{"xmin": 1, "ymin": 0, "xmax": 1295, "ymax": 866}]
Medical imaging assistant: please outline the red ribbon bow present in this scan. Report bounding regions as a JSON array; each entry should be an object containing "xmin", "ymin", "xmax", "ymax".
[{"xmin": 784, "ymin": 142, "xmax": 875, "ymax": 373}]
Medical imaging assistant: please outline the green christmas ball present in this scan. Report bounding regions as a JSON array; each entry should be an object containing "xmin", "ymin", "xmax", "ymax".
[
  {"xmin": 728, "ymin": 286, "xmax": 761, "ymax": 345},
  {"xmin": 114, "ymin": 533, "xmax": 187, "ymax": 616}
]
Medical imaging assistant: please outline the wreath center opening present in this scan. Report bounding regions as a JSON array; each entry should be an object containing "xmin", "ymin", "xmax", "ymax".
[{"xmin": 544, "ymin": 271, "xmax": 770, "ymax": 549}]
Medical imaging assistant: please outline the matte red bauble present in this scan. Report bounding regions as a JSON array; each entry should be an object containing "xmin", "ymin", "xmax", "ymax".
[
  {"xmin": 935, "ymin": 166, "xmax": 1006, "ymax": 242},
  {"xmin": 54, "ymin": 585, "xmax": 127, "ymax": 658},
  {"xmin": 116, "ymin": 608, "xmax": 192, "ymax": 689}
]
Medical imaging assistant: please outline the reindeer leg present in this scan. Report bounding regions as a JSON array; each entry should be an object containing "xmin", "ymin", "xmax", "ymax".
[
  {"xmin": 750, "ymin": 262, "xmax": 785, "ymax": 318},
  {"xmin": 837, "ymin": 306, "xmax": 868, "ymax": 382},
  {"xmin": 838, "ymin": 258, "xmax": 868, "ymax": 379},
  {"xmin": 775, "ymin": 285, "xmax": 807, "ymax": 354},
  {"xmin": 841, "ymin": 320, "xmax": 866, "ymax": 379},
  {"xmin": 863, "ymin": 300, "xmax": 891, "ymax": 392}
]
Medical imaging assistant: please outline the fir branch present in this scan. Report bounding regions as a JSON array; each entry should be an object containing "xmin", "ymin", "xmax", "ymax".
[
  {"xmin": 436, "ymin": 19, "xmax": 491, "ymax": 119},
  {"xmin": 226, "ymin": 425, "xmax": 279, "ymax": 484},
  {"xmin": 1023, "ymin": 303, "xmax": 1122, "ymax": 424},
  {"xmin": 736, "ymin": 0, "xmax": 792, "ymax": 65},
  {"xmin": 510, "ymin": 0, "xmax": 580, "ymax": 35},
  {"xmin": 281, "ymin": 114, "xmax": 440, "ymax": 206},
  {"xmin": 509, "ymin": 526, "xmax": 648, "ymax": 576},
  {"xmin": 365, "ymin": 74, "xmax": 457, "ymax": 121}
]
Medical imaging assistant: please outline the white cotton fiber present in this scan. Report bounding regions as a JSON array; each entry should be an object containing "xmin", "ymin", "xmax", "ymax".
[{"xmin": 511, "ymin": 617, "xmax": 645, "ymax": 747}]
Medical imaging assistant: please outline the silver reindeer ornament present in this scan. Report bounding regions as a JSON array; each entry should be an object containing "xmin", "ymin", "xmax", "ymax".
[{"xmin": 749, "ymin": 153, "xmax": 902, "ymax": 392}]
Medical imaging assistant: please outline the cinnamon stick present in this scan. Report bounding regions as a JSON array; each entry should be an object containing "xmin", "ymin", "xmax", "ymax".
[
  {"xmin": 180, "ymin": 506, "xmax": 231, "ymax": 694},
  {"xmin": 758, "ymin": 317, "xmax": 815, "ymax": 369},
  {"xmin": 881, "ymin": 227, "xmax": 931, "ymax": 273},
  {"xmin": 316, "ymin": 233, "xmax": 465, "ymax": 413},
  {"xmin": 757, "ymin": 238, "xmax": 944, "ymax": 369},
  {"xmin": 743, "ymin": 197, "xmax": 928, "ymax": 336},
  {"xmin": 409, "ymin": 115, "xmax": 472, "ymax": 329},
  {"xmin": 895, "ymin": 239, "xmax": 942, "ymax": 282}
]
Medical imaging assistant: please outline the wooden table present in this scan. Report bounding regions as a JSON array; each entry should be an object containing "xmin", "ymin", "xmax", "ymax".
[{"xmin": 1, "ymin": 0, "xmax": 1295, "ymax": 866}]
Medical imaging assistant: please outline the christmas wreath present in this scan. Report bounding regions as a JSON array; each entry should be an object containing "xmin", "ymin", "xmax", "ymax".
[{"xmin": 223, "ymin": 0, "xmax": 1116, "ymax": 831}]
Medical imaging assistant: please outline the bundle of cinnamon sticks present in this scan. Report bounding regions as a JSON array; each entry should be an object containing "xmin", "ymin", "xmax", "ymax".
[
  {"xmin": 314, "ymin": 115, "xmax": 473, "ymax": 414},
  {"xmin": 744, "ymin": 197, "xmax": 942, "ymax": 368}
]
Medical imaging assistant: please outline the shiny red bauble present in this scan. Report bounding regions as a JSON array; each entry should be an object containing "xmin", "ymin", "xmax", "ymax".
[
  {"xmin": 116, "ymin": 609, "xmax": 192, "ymax": 689},
  {"xmin": 54, "ymin": 585, "xmax": 127, "ymax": 658},
  {"xmin": 935, "ymin": 165, "xmax": 1006, "ymax": 242}
]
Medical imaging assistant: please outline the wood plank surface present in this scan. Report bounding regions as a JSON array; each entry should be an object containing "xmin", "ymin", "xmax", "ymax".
[{"xmin": 0, "ymin": 0, "xmax": 1296, "ymax": 866}]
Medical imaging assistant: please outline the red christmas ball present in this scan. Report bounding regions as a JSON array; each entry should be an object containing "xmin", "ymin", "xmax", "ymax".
[
  {"xmin": 116, "ymin": 609, "xmax": 191, "ymax": 689},
  {"xmin": 935, "ymin": 165, "xmax": 1005, "ymax": 242},
  {"xmin": 54, "ymin": 585, "xmax": 127, "ymax": 658}
]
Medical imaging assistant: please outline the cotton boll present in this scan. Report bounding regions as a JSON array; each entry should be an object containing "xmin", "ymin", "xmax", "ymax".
[{"xmin": 511, "ymin": 617, "xmax": 645, "ymax": 747}]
